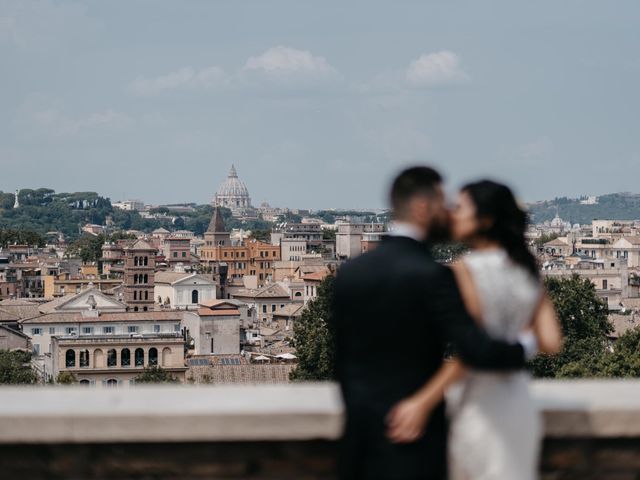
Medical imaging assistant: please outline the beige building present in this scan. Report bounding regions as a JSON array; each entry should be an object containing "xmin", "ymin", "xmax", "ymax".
[
  {"xmin": 181, "ymin": 300, "xmax": 245, "ymax": 355},
  {"xmin": 201, "ymin": 208, "xmax": 280, "ymax": 287},
  {"xmin": 50, "ymin": 333, "xmax": 186, "ymax": 386},
  {"xmin": 542, "ymin": 258, "xmax": 639, "ymax": 311},
  {"xmin": 19, "ymin": 288, "xmax": 185, "ymax": 360},
  {"xmin": 230, "ymin": 284, "xmax": 291, "ymax": 324},
  {"xmin": 336, "ymin": 223, "xmax": 386, "ymax": 259},
  {"xmin": 0, "ymin": 325, "xmax": 31, "ymax": 351}
]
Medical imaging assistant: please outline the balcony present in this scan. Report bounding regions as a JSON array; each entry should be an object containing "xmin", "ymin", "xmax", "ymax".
[{"xmin": 1, "ymin": 381, "xmax": 639, "ymax": 479}]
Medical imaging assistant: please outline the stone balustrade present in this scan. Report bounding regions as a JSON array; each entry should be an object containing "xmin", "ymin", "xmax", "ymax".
[{"xmin": 1, "ymin": 380, "xmax": 640, "ymax": 479}]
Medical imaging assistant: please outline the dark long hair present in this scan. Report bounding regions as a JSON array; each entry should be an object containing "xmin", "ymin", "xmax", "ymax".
[{"xmin": 461, "ymin": 180, "xmax": 539, "ymax": 279}]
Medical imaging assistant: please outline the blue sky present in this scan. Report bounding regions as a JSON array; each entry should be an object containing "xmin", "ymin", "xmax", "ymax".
[{"xmin": 1, "ymin": 0, "xmax": 639, "ymax": 209}]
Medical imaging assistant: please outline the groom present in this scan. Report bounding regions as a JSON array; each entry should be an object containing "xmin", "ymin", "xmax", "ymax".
[{"xmin": 332, "ymin": 166, "xmax": 537, "ymax": 480}]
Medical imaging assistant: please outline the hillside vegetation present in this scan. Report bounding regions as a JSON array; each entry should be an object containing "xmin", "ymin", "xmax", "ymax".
[{"xmin": 527, "ymin": 193, "xmax": 640, "ymax": 225}]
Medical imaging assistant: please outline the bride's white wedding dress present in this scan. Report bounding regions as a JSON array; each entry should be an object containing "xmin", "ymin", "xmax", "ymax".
[{"xmin": 448, "ymin": 249, "xmax": 542, "ymax": 480}]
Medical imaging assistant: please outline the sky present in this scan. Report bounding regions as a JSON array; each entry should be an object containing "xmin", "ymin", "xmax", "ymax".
[{"xmin": 1, "ymin": 0, "xmax": 639, "ymax": 209}]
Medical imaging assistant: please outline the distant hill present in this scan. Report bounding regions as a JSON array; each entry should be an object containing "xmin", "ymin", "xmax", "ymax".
[
  {"xmin": 0, "ymin": 188, "xmax": 272, "ymax": 241},
  {"xmin": 526, "ymin": 193, "xmax": 640, "ymax": 225}
]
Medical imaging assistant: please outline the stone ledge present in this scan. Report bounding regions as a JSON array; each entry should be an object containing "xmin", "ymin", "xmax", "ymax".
[{"xmin": 1, "ymin": 380, "xmax": 640, "ymax": 444}]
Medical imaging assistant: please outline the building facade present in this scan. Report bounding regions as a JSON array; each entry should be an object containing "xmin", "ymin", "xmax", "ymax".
[
  {"xmin": 123, "ymin": 240, "xmax": 156, "ymax": 312},
  {"xmin": 50, "ymin": 334, "xmax": 187, "ymax": 386}
]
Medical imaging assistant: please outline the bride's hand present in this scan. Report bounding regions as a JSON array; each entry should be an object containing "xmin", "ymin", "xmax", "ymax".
[{"xmin": 385, "ymin": 396, "xmax": 433, "ymax": 444}]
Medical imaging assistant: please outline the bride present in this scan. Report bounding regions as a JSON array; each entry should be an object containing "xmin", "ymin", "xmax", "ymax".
[{"xmin": 386, "ymin": 180, "xmax": 563, "ymax": 480}]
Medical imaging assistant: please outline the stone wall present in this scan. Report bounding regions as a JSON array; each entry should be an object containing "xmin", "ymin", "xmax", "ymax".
[{"xmin": 1, "ymin": 381, "xmax": 640, "ymax": 479}]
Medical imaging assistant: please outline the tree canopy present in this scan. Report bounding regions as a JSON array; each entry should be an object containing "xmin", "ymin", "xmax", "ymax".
[
  {"xmin": 0, "ymin": 350, "xmax": 38, "ymax": 384},
  {"xmin": 529, "ymin": 275, "xmax": 612, "ymax": 378},
  {"xmin": 133, "ymin": 366, "xmax": 179, "ymax": 383},
  {"xmin": 290, "ymin": 276, "xmax": 336, "ymax": 381}
]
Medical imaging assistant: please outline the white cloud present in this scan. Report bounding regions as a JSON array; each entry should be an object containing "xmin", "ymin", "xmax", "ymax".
[
  {"xmin": 128, "ymin": 66, "xmax": 229, "ymax": 96},
  {"xmin": 241, "ymin": 46, "xmax": 339, "ymax": 86},
  {"xmin": 406, "ymin": 51, "xmax": 469, "ymax": 87},
  {"xmin": 18, "ymin": 95, "xmax": 132, "ymax": 137}
]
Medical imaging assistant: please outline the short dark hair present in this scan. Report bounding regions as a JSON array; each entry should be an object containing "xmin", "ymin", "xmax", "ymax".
[{"xmin": 390, "ymin": 166, "xmax": 443, "ymax": 213}]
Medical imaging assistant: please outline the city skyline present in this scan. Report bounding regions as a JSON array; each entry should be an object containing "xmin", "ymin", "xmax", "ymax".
[{"xmin": 1, "ymin": 0, "xmax": 639, "ymax": 208}]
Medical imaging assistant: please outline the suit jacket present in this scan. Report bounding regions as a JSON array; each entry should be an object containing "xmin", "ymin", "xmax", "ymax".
[{"xmin": 332, "ymin": 235, "xmax": 527, "ymax": 480}]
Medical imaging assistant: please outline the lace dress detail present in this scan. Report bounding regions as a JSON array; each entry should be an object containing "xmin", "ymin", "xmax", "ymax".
[{"xmin": 448, "ymin": 249, "xmax": 542, "ymax": 480}]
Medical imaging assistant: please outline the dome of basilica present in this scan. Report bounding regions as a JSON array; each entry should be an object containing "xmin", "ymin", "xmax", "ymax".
[{"xmin": 213, "ymin": 165, "xmax": 252, "ymax": 213}]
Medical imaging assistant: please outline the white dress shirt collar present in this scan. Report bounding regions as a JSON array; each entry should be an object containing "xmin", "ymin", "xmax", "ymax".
[{"xmin": 388, "ymin": 221, "xmax": 426, "ymax": 242}]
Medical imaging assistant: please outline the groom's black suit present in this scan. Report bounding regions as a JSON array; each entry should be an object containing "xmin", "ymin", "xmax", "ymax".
[{"xmin": 333, "ymin": 235, "xmax": 528, "ymax": 480}]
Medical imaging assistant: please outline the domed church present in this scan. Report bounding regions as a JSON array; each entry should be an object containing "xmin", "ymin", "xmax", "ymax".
[{"xmin": 213, "ymin": 165, "xmax": 253, "ymax": 216}]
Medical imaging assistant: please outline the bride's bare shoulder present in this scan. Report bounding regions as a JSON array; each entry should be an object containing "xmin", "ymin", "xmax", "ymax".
[{"xmin": 448, "ymin": 260, "xmax": 483, "ymax": 323}]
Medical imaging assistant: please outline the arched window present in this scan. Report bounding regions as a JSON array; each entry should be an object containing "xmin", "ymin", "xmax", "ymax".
[
  {"xmin": 107, "ymin": 349, "xmax": 117, "ymax": 367},
  {"xmin": 144, "ymin": 256, "xmax": 148, "ymax": 266},
  {"xmin": 143, "ymin": 274, "xmax": 148, "ymax": 284},
  {"xmin": 134, "ymin": 257, "xmax": 138, "ymax": 266},
  {"xmin": 158, "ymin": 296, "xmax": 162, "ymax": 303},
  {"xmin": 191, "ymin": 289, "xmax": 198, "ymax": 304},
  {"xmin": 162, "ymin": 347, "xmax": 171, "ymax": 366},
  {"xmin": 149, "ymin": 348, "xmax": 158, "ymax": 366},
  {"xmin": 94, "ymin": 349, "xmax": 103, "ymax": 368},
  {"xmin": 135, "ymin": 348, "xmax": 144, "ymax": 366},
  {"xmin": 134, "ymin": 291, "xmax": 137, "ymax": 300},
  {"xmin": 144, "ymin": 291, "xmax": 148, "ymax": 300},
  {"xmin": 65, "ymin": 349, "xmax": 76, "ymax": 368},
  {"xmin": 134, "ymin": 306, "xmax": 139, "ymax": 312},
  {"xmin": 79, "ymin": 379, "xmax": 91, "ymax": 386},
  {"xmin": 133, "ymin": 274, "xmax": 137, "ymax": 284},
  {"xmin": 121, "ymin": 348, "xmax": 130, "ymax": 367},
  {"xmin": 105, "ymin": 378, "xmax": 118, "ymax": 388},
  {"xmin": 143, "ymin": 306, "xmax": 148, "ymax": 312},
  {"xmin": 79, "ymin": 349, "xmax": 89, "ymax": 368},
  {"xmin": 294, "ymin": 292, "xmax": 302, "ymax": 297}
]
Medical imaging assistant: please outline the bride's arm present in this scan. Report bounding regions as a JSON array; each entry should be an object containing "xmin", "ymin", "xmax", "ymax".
[
  {"xmin": 386, "ymin": 262, "xmax": 477, "ymax": 444},
  {"xmin": 387, "ymin": 358, "xmax": 466, "ymax": 443},
  {"xmin": 532, "ymin": 293, "xmax": 563, "ymax": 354}
]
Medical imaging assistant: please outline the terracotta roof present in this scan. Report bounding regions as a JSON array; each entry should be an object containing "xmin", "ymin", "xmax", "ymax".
[
  {"xmin": 544, "ymin": 238, "xmax": 569, "ymax": 247},
  {"xmin": 200, "ymin": 299, "xmax": 245, "ymax": 308},
  {"xmin": 232, "ymin": 284, "xmax": 290, "ymax": 299},
  {"xmin": 124, "ymin": 239, "xmax": 155, "ymax": 251},
  {"xmin": 0, "ymin": 308, "xmax": 20, "ymax": 322},
  {"xmin": 610, "ymin": 313, "xmax": 640, "ymax": 338},
  {"xmin": 154, "ymin": 272, "xmax": 192, "ymax": 284},
  {"xmin": 0, "ymin": 299, "xmax": 42, "ymax": 320},
  {"xmin": 21, "ymin": 311, "xmax": 184, "ymax": 324},
  {"xmin": 197, "ymin": 308, "xmax": 240, "ymax": 317},
  {"xmin": 272, "ymin": 304, "xmax": 305, "ymax": 318},
  {"xmin": 303, "ymin": 271, "xmax": 329, "ymax": 282}
]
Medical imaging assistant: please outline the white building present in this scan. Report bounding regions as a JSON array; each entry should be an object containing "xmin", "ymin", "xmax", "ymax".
[
  {"xmin": 19, "ymin": 288, "xmax": 183, "ymax": 359},
  {"xmin": 112, "ymin": 200, "xmax": 145, "ymax": 212},
  {"xmin": 154, "ymin": 272, "xmax": 216, "ymax": 309}
]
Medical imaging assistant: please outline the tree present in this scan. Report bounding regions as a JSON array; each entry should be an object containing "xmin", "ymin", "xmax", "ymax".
[
  {"xmin": 250, "ymin": 229, "xmax": 271, "ymax": 242},
  {"xmin": 596, "ymin": 327, "xmax": 640, "ymax": 377},
  {"xmin": 0, "ymin": 350, "xmax": 38, "ymax": 384},
  {"xmin": 133, "ymin": 366, "xmax": 179, "ymax": 384},
  {"xmin": 56, "ymin": 371, "xmax": 78, "ymax": 384},
  {"xmin": 290, "ymin": 276, "xmax": 336, "ymax": 381},
  {"xmin": 529, "ymin": 275, "xmax": 612, "ymax": 378},
  {"xmin": 66, "ymin": 234, "xmax": 106, "ymax": 263},
  {"xmin": 533, "ymin": 232, "xmax": 560, "ymax": 247}
]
